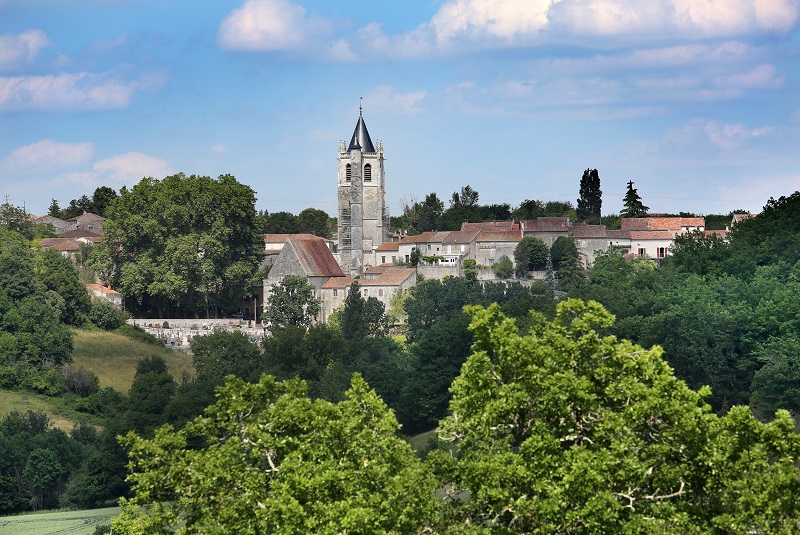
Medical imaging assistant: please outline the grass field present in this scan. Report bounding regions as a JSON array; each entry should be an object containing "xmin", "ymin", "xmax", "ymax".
[
  {"xmin": 0, "ymin": 330, "xmax": 195, "ymax": 432},
  {"xmin": 73, "ymin": 329, "xmax": 195, "ymax": 392},
  {"xmin": 0, "ymin": 506, "xmax": 119, "ymax": 535},
  {"xmin": 0, "ymin": 390, "xmax": 79, "ymax": 431}
]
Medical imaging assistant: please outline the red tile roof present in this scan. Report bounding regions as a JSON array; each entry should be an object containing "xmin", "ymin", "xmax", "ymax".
[
  {"xmin": 376, "ymin": 241, "xmax": 399, "ymax": 251},
  {"xmin": 322, "ymin": 277, "xmax": 355, "ymax": 289},
  {"xmin": 287, "ymin": 238, "xmax": 344, "ymax": 277},
  {"xmin": 443, "ymin": 229, "xmax": 481, "ymax": 244},
  {"xmin": 520, "ymin": 217, "xmax": 570, "ymax": 232},
  {"xmin": 569, "ymin": 225, "xmax": 608, "ymax": 238},
  {"xmin": 86, "ymin": 283, "xmax": 122, "ymax": 295},
  {"xmin": 461, "ymin": 221, "xmax": 519, "ymax": 232},
  {"xmin": 476, "ymin": 230, "xmax": 522, "ymax": 243},
  {"xmin": 264, "ymin": 233, "xmax": 326, "ymax": 243}
]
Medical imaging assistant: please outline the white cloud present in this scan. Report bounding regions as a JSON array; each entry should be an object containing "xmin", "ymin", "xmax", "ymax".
[
  {"xmin": 668, "ymin": 118, "xmax": 775, "ymax": 150},
  {"xmin": 93, "ymin": 152, "xmax": 172, "ymax": 184},
  {"xmin": 342, "ymin": 0, "xmax": 799, "ymax": 60},
  {"xmin": 549, "ymin": 0, "xmax": 799, "ymax": 38},
  {"xmin": 211, "ymin": 144, "xmax": 227, "ymax": 154},
  {"xmin": 716, "ymin": 64, "xmax": 783, "ymax": 89},
  {"xmin": 0, "ymin": 30, "xmax": 50, "ymax": 71},
  {"xmin": 6, "ymin": 139, "xmax": 95, "ymax": 169},
  {"xmin": 364, "ymin": 86, "xmax": 427, "ymax": 115},
  {"xmin": 218, "ymin": 0, "xmax": 331, "ymax": 51},
  {"xmin": 430, "ymin": 0, "xmax": 551, "ymax": 43},
  {"xmin": 0, "ymin": 71, "xmax": 166, "ymax": 111}
]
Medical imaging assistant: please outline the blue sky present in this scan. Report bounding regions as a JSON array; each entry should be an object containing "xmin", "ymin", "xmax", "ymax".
[{"xmin": 2, "ymin": 0, "xmax": 799, "ymax": 219}]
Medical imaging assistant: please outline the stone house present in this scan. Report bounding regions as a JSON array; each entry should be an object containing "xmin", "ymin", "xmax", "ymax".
[
  {"xmin": 319, "ymin": 266, "xmax": 417, "ymax": 322},
  {"xmin": 473, "ymin": 230, "xmax": 522, "ymax": 267},
  {"xmin": 86, "ymin": 283, "xmax": 124, "ymax": 310}
]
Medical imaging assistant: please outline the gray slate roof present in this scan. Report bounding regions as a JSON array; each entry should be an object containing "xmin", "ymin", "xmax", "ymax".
[{"xmin": 348, "ymin": 112, "xmax": 376, "ymax": 153}]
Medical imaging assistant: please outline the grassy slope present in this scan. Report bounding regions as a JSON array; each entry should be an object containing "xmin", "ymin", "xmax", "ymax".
[
  {"xmin": 0, "ymin": 330, "xmax": 195, "ymax": 431},
  {"xmin": 0, "ymin": 506, "xmax": 120, "ymax": 535},
  {"xmin": 72, "ymin": 329, "xmax": 195, "ymax": 392}
]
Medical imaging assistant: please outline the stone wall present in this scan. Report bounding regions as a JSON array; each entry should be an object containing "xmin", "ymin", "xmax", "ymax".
[{"xmin": 127, "ymin": 318, "xmax": 266, "ymax": 349}]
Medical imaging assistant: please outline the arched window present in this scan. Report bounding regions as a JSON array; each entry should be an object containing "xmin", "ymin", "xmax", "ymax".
[
  {"xmin": 346, "ymin": 164, "xmax": 352, "ymax": 181},
  {"xmin": 364, "ymin": 164, "xmax": 371, "ymax": 182}
]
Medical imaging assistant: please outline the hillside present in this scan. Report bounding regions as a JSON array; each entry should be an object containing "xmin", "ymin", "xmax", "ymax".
[
  {"xmin": 0, "ymin": 330, "xmax": 195, "ymax": 432},
  {"xmin": 72, "ymin": 330, "xmax": 195, "ymax": 392}
]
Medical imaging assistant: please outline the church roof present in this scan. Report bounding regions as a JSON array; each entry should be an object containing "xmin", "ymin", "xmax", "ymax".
[{"xmin": 348, "ymin": 112, "xmax": 376, "ymax": 153}]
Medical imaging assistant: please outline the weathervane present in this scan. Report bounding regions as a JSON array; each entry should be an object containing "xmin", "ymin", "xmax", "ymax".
[{"xmin": 359, "ymin": 96, "xmax": 363, "ymax": 116}]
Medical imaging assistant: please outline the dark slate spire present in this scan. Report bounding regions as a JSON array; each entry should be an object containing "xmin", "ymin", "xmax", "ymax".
[{"xmin": 348, "ymin": 106, "xmax": 375, "ymax": 153}]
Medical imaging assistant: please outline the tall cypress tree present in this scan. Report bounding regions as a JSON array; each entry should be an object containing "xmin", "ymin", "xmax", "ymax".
[{"xmin": 576, "ymin": 168, "xmax": 602, "ymax": 222}]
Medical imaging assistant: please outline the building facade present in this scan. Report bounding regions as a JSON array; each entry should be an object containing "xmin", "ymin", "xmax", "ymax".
[{"xmin": 337, "ymin": 109, "xmax": 388, "ymax": 277}]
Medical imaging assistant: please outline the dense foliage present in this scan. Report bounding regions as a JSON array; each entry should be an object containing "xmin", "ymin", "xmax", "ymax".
[
  {"xmin": 576, "ymin": 168, "xmax": 602, "ymax": 222},
  {"xmin": 113, "ymin": 375, "xmax": 439, "ymax": 534},
  {"xmin": 431, "ymin": 301, "xmax": 800, "ymax": 533},
  {"xmin": 88, "ymin": 173, "xmax": 263, "ymax": 318}
]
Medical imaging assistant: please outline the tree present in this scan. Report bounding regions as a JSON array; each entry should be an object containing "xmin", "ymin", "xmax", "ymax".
[
  {"xmin": 123, "ymin": 356, "xmax": 176, "ymax": 436},
  {"xmin": 91, "ymin": 186, "xmax": 118, "ymax": 217},
  {"xmin": 265, "ymin": 211, "xmax": 300, "ymax": 234},
  {"xmin": 576, "ymin": 168, "xmax": 602, "ymax": 222},
  {"xmin": 449, "ymin": 185, "xmax": 479, "ymax": 209},
  {"xmin": 0, "ymin": 202, "xmax": 34, "ymax": 240},
  {"xmin": 513, "ymin": 236, "xmax": 549, "ymax": 276},
  {"xmin": 297, "ymin": 207, "xmax": 331, "ymax": 238},
  {"xmin": 417, "ymin": 193, "xmax": 444, "ymax": 232},
  {"xmin": 620, "ymin": 180, "xmax": 649, "ymax": 218},
  {"xmin": 88, "ymin": 173, "xmax": 263, "ymax": 318},
  {"xmin": 190, "ymin": 330, "xmax": 264, "ymax": 384},
  {"xmin": 263, "ymin": 275, "xmax": 321, "ymax": 333},
  {"xmin": 340, "ymin": 282, "xmax": 387, "ymax": 341},
  {"xmin": 113, "ymin": 375, "xmax": 439, "ymax": 534},
  {"xmin": 431, "ymin": 300, "xmax": 800, "ymax": 532},
  {"xmin": 491, "ymin": 255, "xmax": 513, "ymax": 279},
  {"xmin": 33, "ymin": 248, "xmax": 91, "ymax": 325}
]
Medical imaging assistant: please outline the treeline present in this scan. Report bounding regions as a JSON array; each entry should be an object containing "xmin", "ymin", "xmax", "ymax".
[
  {"xmin": 112, "ymin": 299, "xmax": 800, "ymax": 533},
  {"xmin": 571, "ymin": 191, "xmax": 800, "ymax": 418}
]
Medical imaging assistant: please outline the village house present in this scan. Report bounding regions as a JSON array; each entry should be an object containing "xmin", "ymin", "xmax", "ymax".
[
  {"xmin": 86, "ymin": 283, "xmax": 124, "ymax": 310},
  {"xmin": 319, "ymin": 266, "xmax": 417, "ymax": 322},
  {"xmin": 607, "ymin": 217, "xmax": 705, "ymax": 259},
  {"xmin": 473, "ymin": 230, "xmax": 522, "ymax": 267}
]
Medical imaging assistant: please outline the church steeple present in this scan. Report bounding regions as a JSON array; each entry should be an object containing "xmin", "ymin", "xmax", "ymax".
[{"xmin": 348, "ymin": 106, "xmax": 375, "ymax": 152}]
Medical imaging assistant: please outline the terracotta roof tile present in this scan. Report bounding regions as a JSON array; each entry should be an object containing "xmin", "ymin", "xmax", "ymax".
[
  {"xmin": 287, "ymin": 238, "xmax": 344, "ymax": 277},
  {"xmin": 461, "ymin": 221, "xmax": 518, "ymax": 232},
  {"xmin": 264, "ymin": 233, "xmax": 327, "ymax": 243},
  {"xmin": 569, "ymin": 225, "xmax": 608, "ymax": 238},
  {"xmin": 476, "ymin": 231, "xmax": 522, "ymax": 243},
  {"xmin": 360, "ymin": 267, "xmax": 417, "ymax": 286},
  {"xmin": 86, "ymin": 283, "xmax": 122, "ymax": 295},
  {"xmin": 376, "ymin": 242, "xmax": 399, "ymax": 251},
  {"xmin": 443, "ymin": 230, "xmax": 481, "ymax": 244},
  {"xmin": 521, "ymin": 217, "xmax": 570, "ymax": 232},
  {"xmin": 322, "ymin": 277, "xmax": 355, "ymax": 289}
]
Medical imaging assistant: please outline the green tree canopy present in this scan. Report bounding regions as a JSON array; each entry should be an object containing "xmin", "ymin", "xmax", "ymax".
[
  {"xmin": 513, "ymin": 235, "xmax": 549, "ymax": 276},
  {"xmin": 576, "ymin": 168, "xmax": 602, "ymax": 222},
  {"xmin": 113, "ymin": 375, "xmax": 439, "ymax": 534},
  {"xmin": 263, "ymin": 275, "xmax": 321, "ymax": 333},
  {"xmin": 431, "ymin": 300, "xmax": 800, "ymax": 533},
  {"xmin": 621, "ymin": 180, "xmax": 649, "ymax": 218},
  {"xmin": 88, "ymin": 173, "xmax": 263, "ymax": 318},
  {"xmin": 297, "ymin": 207, "xmax": 332, "ymax": 238},
  {"xmin": 340, "ymin": 282, "xmax": 388, "ymax": 341}
]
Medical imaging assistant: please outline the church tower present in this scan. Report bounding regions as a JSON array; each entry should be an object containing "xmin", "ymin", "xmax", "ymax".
[{"xmin": 337, "ymin": 107, "xmax": 388, "ymax": 277}]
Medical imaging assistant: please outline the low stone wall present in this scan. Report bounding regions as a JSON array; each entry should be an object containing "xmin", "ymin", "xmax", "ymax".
[{"xmin": 127, "ymin": 318, "xmax": 267, "ymax": 349}]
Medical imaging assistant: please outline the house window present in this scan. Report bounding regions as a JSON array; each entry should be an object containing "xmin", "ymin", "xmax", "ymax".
[
  {"xmin": 346, "ymin": 164, "xmax": 352, "ymax": 181},
  {"xmin": 658, "ymin": 247, "xmax": 668, "ymax": 258},
  {"xmin": 638, "ymin": 248, "xmax": 646, "ymax": 256},
  {"xmin": 378, "ymin": 289, "xmax": 383, "ymax": 297},
  {"xmin": 364, "ymin": 289, "xmax": 368, "ymax": 295},
  {"xmin": 381, "ymin": 256, "xmax": 386, "ymax": 264},
  {"xmin": 364, "ymin": 164, "xmax": 372, "ymax": 182}
]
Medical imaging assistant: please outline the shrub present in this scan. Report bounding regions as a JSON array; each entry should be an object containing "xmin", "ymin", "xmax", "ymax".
[
  {"xmin": 61, "ymin": 365, "xmax": 100, "ymax": 397},
  {"xmin": 115, "ymin": 323, "xmax": 162, "ymax": 346},
  {"xmin": 492, "ymin": 255, "xmax": 514, "ymax": 279},
  {"xmin": 88, "ymin": 300, "xmax": 125, "ymax": 330}
]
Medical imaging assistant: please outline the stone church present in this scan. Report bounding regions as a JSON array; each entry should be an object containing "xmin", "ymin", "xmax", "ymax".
[{"xmin": 336, "ymin": 108, "xmax": 388, "ymax": 277}]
